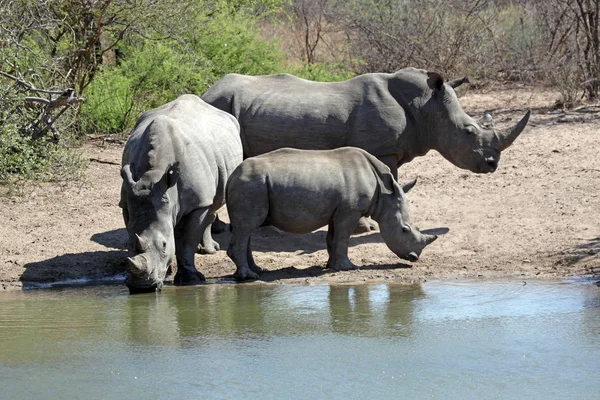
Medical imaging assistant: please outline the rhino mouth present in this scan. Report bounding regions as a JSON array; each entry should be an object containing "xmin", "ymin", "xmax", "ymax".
[{"xmin": 125, "ymin": 276, "xmax": 163, "ymax": 295}]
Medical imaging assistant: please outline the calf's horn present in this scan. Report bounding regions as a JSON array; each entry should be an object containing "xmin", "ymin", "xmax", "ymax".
[{"xmin": 498, "ymin": 111, "xmax": 531, "ymax": 151}]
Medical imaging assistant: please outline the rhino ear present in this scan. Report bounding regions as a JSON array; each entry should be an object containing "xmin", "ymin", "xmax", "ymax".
[
  {"xmin": 121, "ymin": 163, "xmax": 136, "ymax": 187},
  {"xmin": 447, "ymin": 76, "xmax": 470, "ymax": 89},
  {"xmin": 427, "ymin": 72, "xmax": 445, "ymax": 91},
  {"xmin": 400, "ymin": 177, "xmax": 418, "ymax": 194},
  {"xmin": 164, "ymin": 162, "xmax": 180, "ymax": 188}
]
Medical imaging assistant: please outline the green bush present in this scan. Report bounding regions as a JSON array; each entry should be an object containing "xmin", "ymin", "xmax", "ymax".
[
  {"xmin": 0, "ymin": 123, "xmax": 86, "ymax": 191},
  {"xmin": 287, "ymin": 61, "xmax": 355, "ymax": 82},
  {"xmin": 81, "ymin": 8, "xmax": 284, "ymax": 136}
]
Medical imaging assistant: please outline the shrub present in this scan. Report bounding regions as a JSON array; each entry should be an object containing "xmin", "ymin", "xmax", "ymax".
[
  {"xmin": 0, "ymin": 123, "xmax": 86, "ymax": 192},
  {"xmin": 81, "ymin": 9, "xmax": 284, "ymax": 136}
]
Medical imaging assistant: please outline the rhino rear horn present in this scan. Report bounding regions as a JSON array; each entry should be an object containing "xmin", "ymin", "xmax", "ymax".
[
  {"xmin": 499, "ymin": 110, "xmax": 531, "ymax": 151},
  {"xmin": 424, "ymin": 234, "xmax": 438, "ymax": 245},
  {"xmin": 134, "ymin": 233, "xmax": 148, "ymax": 253},
  {"xmin": 447, "ymin": 76, "xmax": 470, "ymax": 89}
]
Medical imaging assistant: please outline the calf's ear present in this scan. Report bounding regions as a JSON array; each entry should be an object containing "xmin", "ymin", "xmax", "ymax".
[{"xmin": 427, "ymin": 72, "xmax": 445, "ymax": 91}]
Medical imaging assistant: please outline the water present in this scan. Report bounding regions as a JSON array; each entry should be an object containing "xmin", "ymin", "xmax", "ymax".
[{"xmin": 0, "ymin": 280, "xmax": 599, "ymax": 399}]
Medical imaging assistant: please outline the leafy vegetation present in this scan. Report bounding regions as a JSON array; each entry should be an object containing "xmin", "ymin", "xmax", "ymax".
[{"xmin": 3, "ymin": 0, "xmax": 600, "ymax": 187}]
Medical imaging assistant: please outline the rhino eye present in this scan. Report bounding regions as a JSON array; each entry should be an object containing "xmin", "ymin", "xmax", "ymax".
[{"xmin": 402, "ymin": 225, "xmax": 411, "ymax": 233}]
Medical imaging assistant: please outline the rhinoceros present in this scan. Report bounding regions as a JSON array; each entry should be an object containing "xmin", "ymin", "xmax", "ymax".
[
  {"xmin": 201, "ymin": 67, "xmax": 530, "ymax": 175},
  {"xmin": 119, "ymin": 94, "xmax": 243, "ymax": 293},
  {"xmin": 226, "ymin": 147, "xmax": 438, "ymax": 280},
  {"xmin": 202, "ymin": 67, "xmax": 530, "ymax": 232}
]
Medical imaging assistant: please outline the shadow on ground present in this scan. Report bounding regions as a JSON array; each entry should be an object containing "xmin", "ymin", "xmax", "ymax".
[
  {"xmin": 558, "ymin": 236, "xmax": 600, "ymax": 267},
  {"xmin": 207, "ymin": 261, "xmax": 414, "ymax": 284},
  {"xmin": 21, "ymin": 250, "xmax": 127, "ymax": 287},
  {"xmin": 214, "ymin": 226, "xmax": 449, "ymax": 255},
  {"xmin": 91, "ymin": 228, "xmax": 128, "ymax": 250}
]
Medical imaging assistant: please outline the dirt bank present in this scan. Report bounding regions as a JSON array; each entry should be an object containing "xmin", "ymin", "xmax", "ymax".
[{"xmin": 1, "ymin": 84, "xmax": 598, "ymax": 291}]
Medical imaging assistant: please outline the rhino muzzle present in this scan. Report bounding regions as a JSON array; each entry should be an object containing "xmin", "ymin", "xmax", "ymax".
[
  {"xmin": 125, "ymin": 254, "xmax": 164, "ymax": 294},
  {"xmin": 126, "ymin": 278, "xmax": 162, "ymax": 295}
]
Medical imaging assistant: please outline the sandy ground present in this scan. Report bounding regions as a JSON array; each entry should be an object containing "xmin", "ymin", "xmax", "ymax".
[{"xmin": 0, "ymin": 84, "xmax": 598, "ymax": 291}]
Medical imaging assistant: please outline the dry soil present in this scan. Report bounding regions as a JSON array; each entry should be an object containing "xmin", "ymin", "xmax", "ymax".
[{"xmin": 0, "ymin": 84, "xmax": 598, "ymax": 291}]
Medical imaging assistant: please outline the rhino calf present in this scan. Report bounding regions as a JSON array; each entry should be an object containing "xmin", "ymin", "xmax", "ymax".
[
  {"xmin": 226, "ymin": 147, "xmax": 438, "ymax": 280},
  {"xmin": 120, "ymin": 94, "xmax": 242, "ymax": 293}
]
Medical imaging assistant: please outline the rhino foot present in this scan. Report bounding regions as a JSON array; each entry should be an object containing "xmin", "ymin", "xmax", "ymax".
[
  {"xmin": 211, "ymin": 217, "xmax": 230, "ymax": 234},
  {"xmin": 174, "ymin": 267, "xmax": 206, "ymax": 286},
  {"xmin": 327, "ymin": 258, "xmax": 358, "ymax": 271},
  {"xmin": 198, "ymin": 239, "xmax": 220, "ymax": 255},
  {"xmin": 234, "ymin": 267, "xmax": 260, "ymax": 281},
  {"xmin": 353, "ymin": 217, "xmax": 379, "ymax": 235},
  {"xmin": 249, "ymin": 263, "xmax": 263, "ymax": 274}
]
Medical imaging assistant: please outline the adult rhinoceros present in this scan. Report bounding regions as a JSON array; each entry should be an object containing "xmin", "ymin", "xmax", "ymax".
[
  {"xmin": 120, "ymin": 94, "xmax": 242, "ymax": 293},
  {"xmin": 201, "ymin": 67, "xmax": 530, "ymax": 176}
]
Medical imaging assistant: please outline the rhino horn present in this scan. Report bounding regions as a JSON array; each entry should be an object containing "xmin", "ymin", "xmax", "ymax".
[
  {"xmin": 424, "ymin": 234, "xmax": 438, "ymax": 246},
  {"xmin": 134, "ymin": 233, "xmax": 148, "ymax": 253},
  {"xmin": 447, "ymin": 76, "xmax": 470, "ymax": 89},
  {"xmin": 126, "ymin": 255, "xmax": 146, "ymax": 274},
  {"xmin": 498, "ymin": 111, "xmax": 531, "ymax": 151},
  {"xmin": 121, "ymin": 164, "xmax": 136, "ymax": 187}
]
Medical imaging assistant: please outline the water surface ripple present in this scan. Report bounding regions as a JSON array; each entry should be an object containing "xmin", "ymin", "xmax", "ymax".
[{"xmin": 0, "ymin": 281, "xmax": 598, "ymax": 399}]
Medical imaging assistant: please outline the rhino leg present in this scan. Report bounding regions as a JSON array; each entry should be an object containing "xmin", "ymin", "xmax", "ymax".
[
  {"xmin": 228, "ymin": 232, "xmax": 260, "ymax": 281},
  {"xmin": 326, "ymin": 214, "xmax": 361, "ymax": 271},
  {"xmin": 198, "ymin": 211, "xmax": 220, "ymax": 254},
  {"xmin": 174, "ymin": 208, "xmax": 208, "ymax": 286},
  {"xmin": 247, "ymin": 237, "xmax": 262, "ymax": 274},
  {"xmin": 211, "ymin": 214, "xmax": 229, "ymax": 234}
]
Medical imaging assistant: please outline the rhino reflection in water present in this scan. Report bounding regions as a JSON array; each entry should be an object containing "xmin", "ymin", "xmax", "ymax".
[
  {"xmin": 119, "ymin": 95, "xmax": 243, "ymax": 293},
  {"xmin": 226, "ymin": 147, "xmax": 438, "ymax": 281},
  {"xmin": 203, "ymin": 67, "xmax": 530, "ymax": 232}
]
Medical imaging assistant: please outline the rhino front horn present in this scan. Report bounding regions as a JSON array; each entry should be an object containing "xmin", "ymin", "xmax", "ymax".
[
  {"xmin": 126, "ymin": 256, "xmax": 145, "ymax": 273},
  {"xmin": 499, "ymin": 110, "xmax": 531, "ymax": 151}
]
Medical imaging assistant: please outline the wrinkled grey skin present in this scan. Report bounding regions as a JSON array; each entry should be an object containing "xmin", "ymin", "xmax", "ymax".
[
  {"xmin": 226, "ymin": 147, "xmax": 438, "ymax": 281},
  {"xmin": 202, "ymin": 67, "xmax": 530, "ymax": 233},
  {"xmin": 120, "ymin": 94, "xmax": 242, "ymax": 293}
]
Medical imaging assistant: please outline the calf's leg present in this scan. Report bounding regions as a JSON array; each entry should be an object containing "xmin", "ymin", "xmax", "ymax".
[{"xmin": 327, "ymin": 212, "xmax": 362, "ymax": 271}]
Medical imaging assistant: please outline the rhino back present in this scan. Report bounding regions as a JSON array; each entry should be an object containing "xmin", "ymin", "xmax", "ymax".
[
  {"xmin": 203, "ymin": 73, "xmax": 413, "ymax": 158},
  {"xmin": 229, "ymin": 148, "xmax": 379, "ymax": 232},
  {"xmin": 123, "ymin": 94, "xmax": 242, "ymax": 213}
]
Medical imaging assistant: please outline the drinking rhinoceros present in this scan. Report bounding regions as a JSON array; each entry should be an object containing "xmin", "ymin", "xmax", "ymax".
[
  {"xmin": 202, "ymin": 67, "xmax": 530, "ymax": 232},
  {"xmin": 226, "ymin": 147, "xmax": 438, "ymax": 281},
  {"xmin": 120, "ymin": 94, "xmax": 242, "ymax": 293}
]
